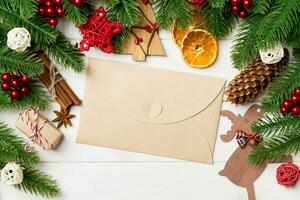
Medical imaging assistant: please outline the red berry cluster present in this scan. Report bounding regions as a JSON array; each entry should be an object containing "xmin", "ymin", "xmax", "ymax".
[
  {"xmin": 68, "ymin": 0, "xmax": 85, "ymax": 7},
  {"xmin": 37, "ymin": 0, "xmax": 65, "ymax": 27},
  {"xmin": 229, "ymin": 0, "xmax": 252, "ymax": 18},
  {"xmin": 280, "ymin": 88, "xmax": 300, "ymax": 116},
  {"xmin": 1, "ymin": 73, "xmax": 31, "ymax": 100}
]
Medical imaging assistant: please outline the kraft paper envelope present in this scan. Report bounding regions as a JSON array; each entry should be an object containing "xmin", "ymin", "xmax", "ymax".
[{"xmin": 77, "ymin": 58, "xmax": 226, "ymax": 163}]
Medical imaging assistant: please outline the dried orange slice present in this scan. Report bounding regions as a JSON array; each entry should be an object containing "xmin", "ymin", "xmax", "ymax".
[
  {"xmin": 172, "ymin": 12, "xmax": 204, "ymax": 47},
  {"xmin": 181, "ymin": 29, "xmax": 218, "ymax": 68}
]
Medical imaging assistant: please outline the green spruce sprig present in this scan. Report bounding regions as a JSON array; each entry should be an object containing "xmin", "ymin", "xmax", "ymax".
[
  {"xmin": 63, "ymin": 0, "xmax": 94, "ymax": 25},
  {"xmin": 252, "ymin": 0, "xmax": 272, "ymax": 14}
]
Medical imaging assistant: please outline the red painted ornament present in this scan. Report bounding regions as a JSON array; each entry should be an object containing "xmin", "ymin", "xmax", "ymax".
[
  {"xmin": 135, "ymin": 37, "xmax": 143, "ymax": 45},
  {"xmin": 45, "ymin": 0, "xmax": 54, "ymax": 7},
  {"xmin": 142, "ymin": 0, "xmax": 149, "ymax": 5},
  {"xmin": 36, "ymin": 0, "xmax": 45, "ymax": 4},
  {"xmin": 292, "ymin": 106, "xmax": 300, "ymax": 116},
  {"xmin": 1, "ymin": 83, "xmax": 10, "ymax": 91},
  {"xmin": 291, "ymin": 95, "xmax": 300, "ymax": 104},
  {"xmin": 21, "ymin": 76, "xmax": 30, "ymax": 84},
  {"xmin": 238, "ymin": 10, "xmax": 248, "ymax": 18},
  {"xmin": 38, "ymin": 5, "xmax": 46, "ymax": 16},
  {"xmin": 144, "ymin": 24, "xmax": 152, "ymax": 33},
  {"xmin": 231, "ymin": 0, "xmax": 241, "ymax": 5},
  {"xmin": 231, "ymin": 5, "xmax": 240, "ymax": 14},
  {"xmin": 280, "ymin": 107, "xmax": 289, "ymax": 114},
  {"xmin": 73, "ymin": 0, "xmax": 84, "ymax": 7},
  {"xmin": 242, "ymin": 0, "xmax": 252, "ymax": 9},
  {"xmin": 189, "ymin": 0, "xmax": 207, "ymax": 6},
  {"xmin": 56, "ymin": 7, "xmax": 65, "ymax": 17},
  {"xmin": 53, "ymin": 0, "xmax": 63, "ymax": 5},
  {"xmin": 10, "ymin": 90, "xmax": 20, "ymax": 99},
  {"xmin": 20, "ymin": 87, "xmax": 30, "ymax": 95},
  {"xmin": 49, "ymin": 17, "xmax": 58, "ymax": 27},
  {"xmin": 46, "ymin": 6, "xmax": 55, "ymax": 17},
  {"xmin": 281, "ymin": 99, "xmax": 293, "ymax": 110},
  {"xmin": 10, "ymin": 80, "xmax": 20, "ymax": 88},
  {"xmin": 294, "ymin": 88, "xmax": 300, "ymax": 96},
  {"xmin": 79, "ymin": 7, "xmax": 123, "ymax": 53},
  {"xmin": 1, "ymin": 73, "xmax": 11, "ymax": 82}
]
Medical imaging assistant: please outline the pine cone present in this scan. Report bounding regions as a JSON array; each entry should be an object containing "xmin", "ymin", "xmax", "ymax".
[{"xmin": 226, "ymin": 48, "xmax": 289, "ymax": 105}]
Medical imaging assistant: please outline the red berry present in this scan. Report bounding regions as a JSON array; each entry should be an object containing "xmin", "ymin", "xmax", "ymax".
[
  {"xmin": 36, "ymin": 0, "xmax": 45, "ymax": 4},
  {"xmin": 238, "ymin": 10, "xmax": 248, "ymax": 18},
  {"xmin": 231, "ymin": 5, "xmax": 240, "ymax": 13},
  {"xmin": 56, "ymin": 7, "xmax": 65, "ymax": 17},
  {"xmin": 53, "ymin": 0, "xmax": 63, "ymax": 5},
  {"xmin": 1, "ymin": 83, "xmax": 10, "ymax": 91},
  {"xmin": 294, "ymin": 88, "xmax": 300, "ymax": 96},
  {"xmin": 20, "ymin": 87, "xmax": 30, "ymax": 95},
  {"xmin": 280, "ymin": 107, "xmax": 289, "ymax": 114},
  {"xmin": 48, "ymin": 17, "xmax": 58, "ymax": 27},
  {"xmin": 12, "ymin": 72, "xmax": 19, "ymax": 79},
  {"xmin": 291, "ymin": 95, "xmax": 300, "ymax": 104},
  {"xmin": 282, "ymin": 99, "xmax": 293, "ymax": 109},
  {"xmin": 292, "ymin": 106, "xmax": 300, "ymax": 116},
  {"xmin": 46, "ymin": 6, "xmax": 55, "ymax": 17},
  {"xmin": 231, "ymin": 0, "xmax": 241, "ymax": 5},
  {"xmin": 73, "ymin": 0, "xmax": 84, "ymax": 7},
  {"xmin": 68, "ymin": 0, "xmax": 75, "ymax": 3},
  {"xmin": 242, "ymin": 0, "xmax": 252, "ymax": 9},
  {"xmin": 144, "ymin": 24, "xmax": 152, "ymax": 33},
  {"xmin": 189, "ymin": 0, "xmax": 207, "ymax": 6},
  {"xmin": 10, "ymin": 80, "xmax": 20, "ymax": 88},
  {"xmin": 38, "ymin": 5, "xmax": 46, "ymax": 16},
  {"xmin": 45, "ymin": 0, "xmax": 54, "ymax": 7},
  {"xmin": 135, "ymin": 37, "xmax": 143, "ymax": 45},
  {"xmin": 1, "ymin": 73, "xmax": 11, "ymax": 82},
  {"xmin": 10, "ymin": 90, "xmax": 20, "ymax": 99},
  {"xmin": 21, "ymin": 76, "xmax": 31, "ymax": 84}
]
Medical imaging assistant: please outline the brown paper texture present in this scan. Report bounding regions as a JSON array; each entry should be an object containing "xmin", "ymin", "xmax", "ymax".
[
  {"xmin": 77, "ymin": 58, "xmax": 226, "ymax": 163},
  {"xmin": 15, "ymin": 110, "xmax": 63, "ymax": 150}
]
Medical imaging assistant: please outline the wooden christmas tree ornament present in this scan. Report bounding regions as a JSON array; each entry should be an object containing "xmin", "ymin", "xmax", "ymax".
[{"xmin": 117, "ymin": 0, "xmax": 166, "ymax": 61}]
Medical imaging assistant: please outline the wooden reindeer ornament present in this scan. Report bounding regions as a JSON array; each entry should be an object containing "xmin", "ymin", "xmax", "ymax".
[
  {"xmin": 117, "ymin": 0, "xmax": 166, "ymax": 61},
  {"xmin": 219, "ymin": 105, "xmax": 292, "ymax": 200}
]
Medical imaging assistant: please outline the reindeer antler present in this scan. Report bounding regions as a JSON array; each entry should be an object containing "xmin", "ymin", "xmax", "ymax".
[{"xmin": 220, "ymin": 110, "xmax": 239, "ymax": 142}]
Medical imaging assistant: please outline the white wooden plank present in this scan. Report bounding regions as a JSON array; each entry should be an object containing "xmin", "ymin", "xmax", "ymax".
[{"xmin": 0, "ymin": 163, "xmax": 299, "ymax": 200}]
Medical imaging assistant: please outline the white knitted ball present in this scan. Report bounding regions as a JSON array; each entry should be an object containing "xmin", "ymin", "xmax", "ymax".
[
  {"xmin": 259, "ymin": 44, "xmax": 284, "ymax": 64},
  {"xmin": 7, "ymin": 28, "xmax": 31, "ymax": 52},
  {"xmin": 1, "ymin": 162, "xmax": 24, "ymax": 185}
]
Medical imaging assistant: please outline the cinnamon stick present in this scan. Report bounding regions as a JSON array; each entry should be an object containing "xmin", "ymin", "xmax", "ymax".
[{"xmin": 38, "ymin": 52, "xmax": 82, "ymax": 109}]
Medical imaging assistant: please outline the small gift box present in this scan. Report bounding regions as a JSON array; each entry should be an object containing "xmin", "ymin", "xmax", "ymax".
[{"xmin": 15, "ymin": 108, "xmax": 62, "ymax": 150}]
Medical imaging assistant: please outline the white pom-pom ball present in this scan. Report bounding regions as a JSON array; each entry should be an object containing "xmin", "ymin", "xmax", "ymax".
[
  {"xmin": 1, "ymin": 162, "xmax": 24, "ymax": 185},
  {"xmin": 7, "ymin": 28, "xmax": 31, "ymax": 52},
  {"xmin": 259, "ymin": 44, "xmax": 284, "ymax": 64}
]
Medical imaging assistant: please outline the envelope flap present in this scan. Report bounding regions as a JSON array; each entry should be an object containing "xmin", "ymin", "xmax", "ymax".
[{"xmin": 89, "ymin": 59, "xmax": 225, "ymax": 124}]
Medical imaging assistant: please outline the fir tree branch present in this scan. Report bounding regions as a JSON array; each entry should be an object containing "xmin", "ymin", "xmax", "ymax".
[
  {"xmin": 109, "ymin": 0, "xmax": 141, "ymax": 27},
  {"xmin": 63, "ymin": 0, "xmax": 94, "ymax": 25},
  {"xmin": 0, "ymin": 1, "xmax": 58, "ymax": 44},
  {"xmin": 17, "ymin": 169, "xmax": 60, "ymax": 198},
  {"xmin": 252, "ymin": 112, "xmax": 300, "ymax": 137},
  {"xmin": 0, "ymin": 122, "xmax": 40, "ymax": 167},
  {"xmin": 210, "ymin": 0, "xmax": 225, "ymax": 8},
  {"xmin": 261, "ymin": 49, "xmax": 300, "ymax": 112},
  {"xmin": 249, "ymin": 132, "xmax": 300, "ymax": 165},
  {"xmin": 0, "ymin": 45, "xmax": 43, "ymax": 76},
  {"xmin": 153, "ymin": 0, "xmax": 193, "ymax": 29},
  {"xmin": 0, "ymin": 79, "xmax": 49, "ymax": 111},
  {"xmin": 10, "ymin": 0, "xmax": 37, "ymax": 19},
  {"xmin": 201, "ymin": 2, "xmax": 237, "ymax": 39},
  {"xmin": 285, "ymin": 20, "xmax": 300, "ymax": 48},
  {"xmin": 41, "ymin": 33, "xmax": 85, "ymax": 72},
  {"xmin": 257, "ymin": 0, "xmax": 300, "ymax": 49},
  {"xmin": 252, "ymin": 0, "xmax": 271, "ymax": 14},
  {"xmin": 231, "ymin": 14, "xmax": 263, "ymax": 69}
]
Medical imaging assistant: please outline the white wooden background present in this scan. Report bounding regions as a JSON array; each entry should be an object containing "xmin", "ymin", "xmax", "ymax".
[{"xmin": 0, "ymin": 20, "xmax": 299, "ymax": 200}]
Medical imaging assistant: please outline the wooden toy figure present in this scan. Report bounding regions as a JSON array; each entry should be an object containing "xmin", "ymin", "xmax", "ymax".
[{"xmin": 219, "ymin": 105, "xmax": 292, "ymax": 200}]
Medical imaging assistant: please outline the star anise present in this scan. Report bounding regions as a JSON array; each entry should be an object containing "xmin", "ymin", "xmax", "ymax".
[{"xmin": 52, "ymin": 108, "xmax": 75, "ymax": 128}]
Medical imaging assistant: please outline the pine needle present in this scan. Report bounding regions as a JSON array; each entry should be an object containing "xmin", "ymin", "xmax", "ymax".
[
  {"xmin": 63, "ymin": 0, "xmax": 94, "ymax": 25},
  {"xmin": 252, "ymin": 0, "xmax": 272, "ymax": 14},
  {"xmin": 201, "ymin": 2, "xmax": 237, "ymax": 39},
  {"xmin": 0, "ymin": 122, "xmax": 40, "ymax": 167},
  {"xmin": 0, "ymin": 45, "xmax": 43, "ymax": 76}
]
